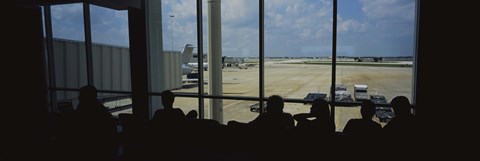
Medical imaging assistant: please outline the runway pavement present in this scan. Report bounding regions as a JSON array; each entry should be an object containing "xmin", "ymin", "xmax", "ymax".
[{"xmin": 114, "ymin": 60, "xmax": 413, "ymax": 132}]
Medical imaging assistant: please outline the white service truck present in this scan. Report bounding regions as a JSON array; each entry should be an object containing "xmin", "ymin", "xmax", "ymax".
[{"xmin": 354, "ymin": 84, "xmax": 368, "ymax": 101}]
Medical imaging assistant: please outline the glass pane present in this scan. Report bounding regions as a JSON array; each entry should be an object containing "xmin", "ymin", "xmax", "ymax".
[
  {"xmin": 51, "ymin": 3, "xmax": 87, "ymax": 88},
  {"xmin": 335, "ymin": 0, "xmax": 416, "ymax": 131},
  {"xmin": 192, "ymin": 0, "xmax": 261, "ymax": 98},
  {"xmin": 203, "ymin": 99, "xmax": 259, "ymax": 125},
  {"xmin": 283, "ymin": 102, "xmax": 316, "ymax": 126},
  {"xmin": 223, "ymin": 100, "xmax": 260, "ymax": 124},
  {"xmin": 90, "ymin": 5, "xmax": 131, "ymax": 92},
  {"xmin": 219, "ymin": 0, "xmax": 260, "ymax": 97},
  {"xmin": 265, "ymin": 0, "xmax": 333, "ymax": 101},
  {"xmin": 335, "ymin": 106, "xmax": 360, "ymax": 132},
  {"xmin": 161, "ymin": 0, "xmax": 200, "ymax": 94},
  {"xmin": 174, "ymin": 97, "xmax": 200, "ymax": 119}
]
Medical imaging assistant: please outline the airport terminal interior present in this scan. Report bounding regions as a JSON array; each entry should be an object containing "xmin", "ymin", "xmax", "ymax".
[{"xmin": 8, "ymin": 0, "xmax": 441, "ymax": 160}]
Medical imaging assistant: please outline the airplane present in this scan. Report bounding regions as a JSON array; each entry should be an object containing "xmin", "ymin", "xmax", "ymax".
[
  {"xmin": 187, "ymin": 61, "xmax": 208, "ymax": 71},
  {"xmin": 181, "ymin": 44, "xmax": 195, "ymax": 75},
  {"xmin": 222, "ymin": 56, "xmax": 251, "ymax": 69},
  {"xmin": 187, "ymin": 52, "xmax": 208, "ymax": 71}
]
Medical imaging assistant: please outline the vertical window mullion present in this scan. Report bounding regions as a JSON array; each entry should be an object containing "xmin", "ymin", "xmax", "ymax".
[
  {"xmin": 45, "ymin": 5, "xmax": 58, "ymax": 112},
  {"xmin": 259, "ymin": 0, "xmax": 265, "ymax": 113},
  {"xmin": 83, "ymin": 3, "xmax": 94, "ymax": 86},
  {"xmin": 412, "ymin": 0, "xmax": 420, "ymax": 115},
  {"xmin": 331, "ymin": 0, "xmax": 338, "ymax": 123},
  {"xmin": 197, "ymin": 0, "xmax": 205, "ymax": 119}
]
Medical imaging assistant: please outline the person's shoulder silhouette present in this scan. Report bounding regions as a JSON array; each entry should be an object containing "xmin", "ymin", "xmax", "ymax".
[
  {"xmin": 294, "ymin": 98, "xmax": 335, "ymax": 134},
  {"xmin": 249, "ymin": 95, "xmax": 294, "ymax": 129},
  {"xmin": 152, "ymin": 90, "xmax": 186, "ymax": 124},
  {"xmin": 383, "ymin": 96, "xmax": 415, "ymax": 135},
  {"xmin": 77, "ymin": 85, "xmax": 110, "ymax": 116},
  {"xmin": 74, "ymin": 85, "xmax": 116, "ymax": 161},
  {"xmin": 343, "ymin": 100, "xmax": 381, "ymax": 136},
  {"xmin": 76, "ymin": 85, "xmax": 114, "ymax": 124}
]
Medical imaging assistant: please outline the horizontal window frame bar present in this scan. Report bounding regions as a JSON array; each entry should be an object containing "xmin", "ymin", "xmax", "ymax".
[
  {"xmin": 149, "ymin": 92, "xmax": 397, "ymax": 108},
  {"xmin": 50, "ymin": 87, "xmax": 132, "ymax": 94},
  {"xmin": 51, "ymin": 89, "xmax": 405, "ymax": 109}
]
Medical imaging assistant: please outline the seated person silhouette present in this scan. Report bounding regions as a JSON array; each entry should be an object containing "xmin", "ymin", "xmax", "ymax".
[
  {"xmin": 343, "ymin": 100, "xmax": 382, "ymax": 137},
  {"xmin": 76, "ymin": 85, "xmax": 115, "ymax": 134},
  {"xmin": 248, "ymin": 95, "xmax": 294, "ymax": 130},
  {"xmin": 293, "ymin": 98, "xmax": 335, "ymax": 135},
  {"xmin": 152, "ymin": 90, "xmax": 186, "ymax": 125},
  {"xmin": 75, "ymin": 85, "xmax": 116, "ymax": 161},
  {"xmin": 383, "ymin": 96, "xmax": 415, "ymax": 136}
]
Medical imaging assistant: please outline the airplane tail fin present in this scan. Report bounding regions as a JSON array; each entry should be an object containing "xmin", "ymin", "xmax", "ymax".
[
  {"xmin": 222, "ymin": 56, "xmax": 226, "ymax": 64},
  {"xmin": 181, "ymin": 44, "xmax": 195, "ymax": 64}
]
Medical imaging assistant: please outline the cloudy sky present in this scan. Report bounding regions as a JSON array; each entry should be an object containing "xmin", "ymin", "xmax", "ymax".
[{"xmin": 49, "ymin": 0, "xmax": 416, "ymax": 57}]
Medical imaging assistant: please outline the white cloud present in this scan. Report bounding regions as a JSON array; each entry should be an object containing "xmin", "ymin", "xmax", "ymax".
[
  {"xmin": 360, "ymin": 0, "xmax": 415, "ymax": 21},
  {"xmin": 337, "ymin": 16, "xmax": 368, "ymax": 33},
  {"xmin": 51, "ymin": 3, "xmax": 83, "ymax": 20},
  {"xmin": 170, "ymin": 0, "xmax": 196, "ymax": 19},
  {"xmin": 221, "ymin": 0, "xmax": 259, "ymax": 27},
  {"xmin": 49, "ymin": 0, "xmax": 416, "ymax": 57},
  {"xmin": 50, "ymin": 4, "xmax": 85, "ymax": 41}
]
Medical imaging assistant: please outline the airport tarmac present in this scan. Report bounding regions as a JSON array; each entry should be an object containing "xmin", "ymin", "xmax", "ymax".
[{"xmin": 114, "ymin": 60, "xmax": 413, "ymax": 131}]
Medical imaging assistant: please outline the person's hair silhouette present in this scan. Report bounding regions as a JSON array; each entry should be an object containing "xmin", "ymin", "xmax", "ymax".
[
  {"xmin": 266, "ymin": 95, "xmax": 284, "ymax": 114},
  {"xmin": 391, "ymin": 96, "xmax": 412, "ymax": 119},
  {"xmin": 77, "ymin": 85, "xmax": 100, "ymax": 111},
  {"xmin": 161, "ymin": 90, "xmax": 175, "ymax": 109},
  {"xmin": 383, "ymin": 96, "xmax": 415, "ymax": 137},
  {"xmin": 343, "ymin": 100, "xmax": 381, "ymax": 136}
]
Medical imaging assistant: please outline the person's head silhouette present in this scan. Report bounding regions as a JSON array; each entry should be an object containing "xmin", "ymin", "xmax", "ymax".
[
  {"xmin": 79, "ymin": 85, "xmax": 98, "ymax": 104},
  {"xmin": 391, "ymin": 96, "xmax": 411, "ymax": 118},
  {"xmin": 360, "ymin": 100, "xmax": 376, "ymax": 119},
  {"xmin": 310, "ymin": 98, "xmax": 330, "ymax": 118},
  {"xmin": 266, "ymin": 95, "xmax": 284, "ymax": 114},
  {"xmin": 161, "ymin": 90, "xmax": 175, "ymax": 109}
]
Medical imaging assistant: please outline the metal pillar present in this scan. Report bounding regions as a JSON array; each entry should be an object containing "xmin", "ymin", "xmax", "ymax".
[{"xmin": 208, "ymin": 0, "xmax": 223, "ymax": 123}]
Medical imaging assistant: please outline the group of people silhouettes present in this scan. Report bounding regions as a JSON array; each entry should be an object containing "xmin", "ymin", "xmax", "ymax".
[{"xmin": 51, "ymin": 85, "xmax": 415, "ymax": 161}]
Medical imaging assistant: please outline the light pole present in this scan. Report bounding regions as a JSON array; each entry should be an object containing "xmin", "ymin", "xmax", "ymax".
[{"xmin": 169, "ymin": 15, "xmax": 174, "ymax": 51}]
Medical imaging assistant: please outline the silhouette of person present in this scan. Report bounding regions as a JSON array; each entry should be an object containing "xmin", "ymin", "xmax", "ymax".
[
  {"xmin": 249, "ymin": 95, "xmax": 294, "ymax": 130},
  {"xmin": 75, "ymin": 85, "xmax": 116, "ymax": 161},
  {"xmin": 343, "ymin": 100, "xmax": 382, "ymax": 137},
  {"xmin": 185, "ymin": 110, "xmax": 198, "ymax": 120},
  {"xmin": 383, "ymin": 96, "xmax": 415, "ymax": 136},
  {"xmin": 152, "ymin": 90, "xmax": 186, "ymax": 125},
  {"xmin": 293, "ymin": 98, "xmax": 335, "ymax": 135}
]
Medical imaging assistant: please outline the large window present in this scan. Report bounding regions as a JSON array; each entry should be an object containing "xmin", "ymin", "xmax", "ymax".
[
  {"xmin": 50, "ymin": 3, "xmax": 87, "ymax": 109},
  {"xmin": 265, "ymin": 0, "xmax": 333, "ymax": 100},
  {"xmin": 46, "ymin": 3, "xmax": 133, "ymax": 114},
  {"xmin": 90, "ymin": 4, "xmax": 132, "ymax": 115},
  {"xmin": 335, "ymin": 0, "xmax": 416, "ymax": 131},
  {"xmin": 214, "ymin": 0, "xmax": 261, "ymax": 122},
  {"xmin": 43, "ymin": 0, "xmax": 418, "ymax": 131},
  {"xmin": 264, "ymin": 0, "xmax": 333, "ymax": 124},
  {"xmin": 158, "ymin": 0, "xmax": 200, "ymax": 116}
]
